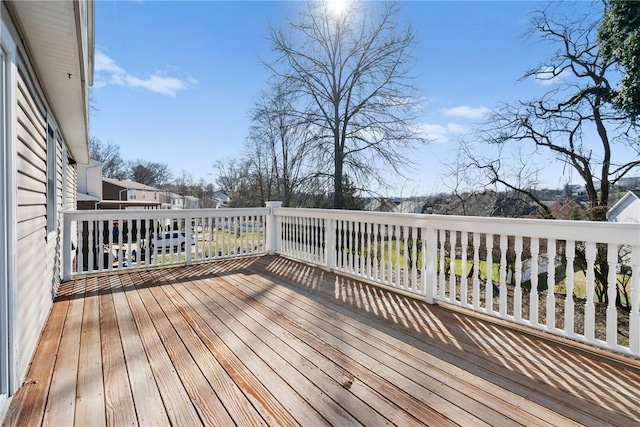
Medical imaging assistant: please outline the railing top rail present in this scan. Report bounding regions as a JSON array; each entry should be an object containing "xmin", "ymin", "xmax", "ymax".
[
  {"xmin": 63, "ymin": 207, "xmax": 269, "ymax": 221},
  {"xmin": 274, "ymin": 207, "xmax": 640, "ymax": 246}
]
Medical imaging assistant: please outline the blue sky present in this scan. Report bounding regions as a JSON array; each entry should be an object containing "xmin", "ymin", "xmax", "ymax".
[{"xmin": 91, "ymin": 0, "xmax": 601, "ymax": 196}]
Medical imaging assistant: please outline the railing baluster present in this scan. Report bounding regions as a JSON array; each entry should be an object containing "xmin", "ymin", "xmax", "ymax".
[
  {"xmin": 143, "ymin": 217, "xmax": 149, "ymax": 266},
  {"xmin": 585, "ymin": 242, "xmax": 596, "ymax": 341},
  {"xmin": 438, "ymin": 230, "xmax": 446, "ymax": 299},
  {"xmin": 546, "ymin": 239, "xmax": 556, "ymax": 330},
  {"xmin": 76, "ymin": 221, "xmax": 84, "ymax": 274},
  {"xmin": 388, "ymin": 224, "xmax": 394, "ymax": 286},
  {"xmin": 126, "ymin": 219, "xmax": 133, "ymax": 269},
  {"xmin": 308, "ymin": 217, "xmax": 313, "ymax": 261},
  {"xmin": 422, "ymin": 226, "xmax": 434, "ymax": 301},
  {"xmin": 499, "ymin": 234, "xmax": 507, "ymax": 317},
  {"xmin": 312, "ymin": 217, "xmax": 317, "ymax": 262},
  {"xmin": 606, "ymin": 243, "xmax": 618, "ymax": 347},
  {"xmin": 394, "ymin": 225, "xmax": 401, "ymax": 288},
  {"xmin": 352, "ymin": 221, "xmax": 358, "ymax": 274},
  {"xmin": 485, "ymin": 234, "xmax": 494, "ymax": 312},
  {"xmin": 360, "ymin": 222, "xmax": 366, "ymax": 277},
  {"xmin": 530, "ymin": 237, "xmax": 539, "ymax": 325},
  {"xmin": 293, "ymin": 217, "xmax": 301, "ymax": 258},
  {"xmin": 398, "ymin": 225, "xmax": 409, "ymax": 289},
  {"xmin": 378, "ymin": 225, "xmax": 384, "ymax": 282},
  {"xmin": 565, "ymin": 241, "xmax": 575, "ymax": 335},
  {"xmin": 460, "ymin": 232, "xmax": 468, "ymax": 307},
  {"xmin": 214, "ymin": 217, "xmax": 219, "ymax": 258},
  {"xmin": 411, "ymin": 226, "xmax": 417, "ymax": 292},
  {"xmin": 449, "ymin": 230, "xmax": 457, "ymax": 303},
  {"xmin": 472, "ymin": 233, "xmax": 480, "ymax": 309},
  {"xmin": 514, "ymin": 236, "xmax": 523, "ymax": 321},
  {"xmin": 89, "ymin": 220, "xmax": 96, "ymax": 272},
  {"xmin": 373, "ymin": 223, "xmax": 379, "ymax": 282}
]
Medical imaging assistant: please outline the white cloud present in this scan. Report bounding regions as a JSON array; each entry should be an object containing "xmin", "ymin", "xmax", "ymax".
[
  {"xmin": 95, "ymin": 52, "xmax": 125, "ymax": 74},
  {"xmin": 415, "ymin": 123, "xmax": 468, "ymax": 143},
  {"xmin": 94, "ymin": 52, "xmax": 195, "ymax": 97},
  {"xmin": 535, "ymin": 66, "xmax": 570, "ymax": 86},
  {"xmin": 441, "ymin": 105, "xmax": 490, "ymax": 120}
]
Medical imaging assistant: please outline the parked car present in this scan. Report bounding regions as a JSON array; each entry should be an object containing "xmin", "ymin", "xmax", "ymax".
[{"xmin": 151, "ymin": 231, "xmax": 189, "ymax": 251}]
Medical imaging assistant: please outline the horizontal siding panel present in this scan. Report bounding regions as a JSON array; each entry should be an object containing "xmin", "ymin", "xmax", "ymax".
[
  {"xmin": 16, "ymin": 151, "xmax": 46, "ymax": 183},
  {"xmin": 17, "ymin": 102, "xmax": 45, "ymax": 153},
  {"xmin": 17, "ymin": 172, "xmax": 46, "ymax": 194},
  {"xmin": 18, "ymin": 205, "xmax": 46, "ymax": 223},
  {"xmin": 17, "ymin": 72, "xmax": 46, "ymax": 131},
  {"xmin": 17, "ymin": 231, "xmax": 46, "ymax": 272},
  {"xmin": 17, "ymin": 216, "xmax": 45, "ymax": 241},
  {"xmin": 17, "ymin": 132, "xmax": 46, "ymax": 170},
  {"xmin": 18, "ymin": 188, "xmax": 46, "ymax": 206},
  {"xmin": 18, "ymin": 189, "xmax": 47, "ymax": 206}
]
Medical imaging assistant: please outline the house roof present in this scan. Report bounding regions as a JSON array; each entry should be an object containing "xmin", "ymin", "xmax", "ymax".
[
  {"xmin": 99, "ymin": 200, "xmax": 162, "ymax": 208},
  {"xmin": 393, "ymin": 200, "xmax": 424, "ymax": 214},
  {"xmin": 103, "ymin": 178, "xmax": 160, "ymax": 192},
  {"xmin": 607, "ymin": 190, "xmax": 640, "ymax": 219},
  {"xmin": 77, "ymin": 193, "xmax": 100, "ymax": 202},
  {"xmin": 9, "ymin": 1, "xmax": 94, "ymax": 164}
]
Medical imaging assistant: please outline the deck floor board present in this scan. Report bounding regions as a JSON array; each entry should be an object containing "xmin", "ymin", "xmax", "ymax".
[{"xmin": 3, "ymin": 255, "xmax": 640, "ymax": 427}]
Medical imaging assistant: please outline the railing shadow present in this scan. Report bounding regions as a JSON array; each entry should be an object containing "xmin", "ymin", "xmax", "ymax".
[{"xmin": 256, "ymin": 256, "xmax": 640, "ymax": 424}]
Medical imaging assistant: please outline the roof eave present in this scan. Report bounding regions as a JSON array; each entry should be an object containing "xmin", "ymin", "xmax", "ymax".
[{"xmin": 10, "ymin": 0, "xmax": 94, "ymax": 164}]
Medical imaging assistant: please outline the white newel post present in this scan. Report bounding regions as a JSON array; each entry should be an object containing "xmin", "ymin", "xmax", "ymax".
[
  {"xmin": 265, "ymin": 201, "xmax": 282, "ymax": 255},
  {"xmin": 63, "ymin": 212, "xmax": 72, "ymax": 281},
  {"xmin": 325, "ymin": 218, "xmax": 336, "ymax": 271},
  {"xmin": 186, "ymin": 212, "xmax": 193, "ymax": 265},
  {"xmin": 423, "ymin": 226, "xmax": 437, "ymax": 304}
]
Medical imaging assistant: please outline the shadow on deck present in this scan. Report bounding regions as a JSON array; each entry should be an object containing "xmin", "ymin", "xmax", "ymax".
[{"xmin": 3, "ymin": 255, "xmax": 640, "ymax": 426}]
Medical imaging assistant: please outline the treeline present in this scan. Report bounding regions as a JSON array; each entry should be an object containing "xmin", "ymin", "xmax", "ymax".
[{"xmin": 89, "ymin": 137, "xmax": 220, "ymax": 208}]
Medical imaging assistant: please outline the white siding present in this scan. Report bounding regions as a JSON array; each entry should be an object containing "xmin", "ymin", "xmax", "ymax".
[
  {"xmin": 610, "ymin": 197, "xmax": 640, "ymax": 224},
  {"xmin": 14, "ymin": 47, "xmax": 71, "ymax": 380}
]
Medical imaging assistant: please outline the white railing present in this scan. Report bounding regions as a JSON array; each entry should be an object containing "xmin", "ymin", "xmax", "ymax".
[
  {"xmin": 63, "ymin": 207, "xmax": 268, "ymax": 280},
  {"xmin": 274, "ymin": 207, "xmax": 640, "ymax": 357},
  {"xmin": 62, "ymin": 204, "xmax": 640, "ymax": 357}
]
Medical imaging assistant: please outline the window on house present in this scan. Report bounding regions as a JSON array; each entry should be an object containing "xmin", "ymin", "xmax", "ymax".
[
  {"xmin": 130, "ymin": 189, "xmax": 137, "ymax": 200},
  {"xmin": 46, "ymin": 124, "xmax": 57, "ymax": 236}
]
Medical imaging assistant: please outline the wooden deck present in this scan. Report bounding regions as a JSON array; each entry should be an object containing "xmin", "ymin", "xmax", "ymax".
[{"xmin": 3, "ymin": 255, "xmax": 640, "ymax": 426}]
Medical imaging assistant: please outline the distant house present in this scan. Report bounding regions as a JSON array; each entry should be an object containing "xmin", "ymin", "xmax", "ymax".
[
  {"xmin": 102, "ymin": 178, "xmax": 162, "ymax": 209},
  {"xmin": 615, "ymin": 176, "xmax": 640, "ymax": 190},
  {"xmin": 164, "ymin": 192, "xmax": 201, "ymax": 209},
  {"xmin": 540, "ymin": 199, "xmax": 588, "ymax": 220},
  {"xmin": 393, "ymin": 200, "xmax": 425, "ymax": 214},
  {"xmin": 0, "ymin": 0, "xmax": 93, "ymax": 418},
  {"xmin": 213, "ymin": 190, "xmax": 230, "ymax": 207},
  {"xmin": 364, "ymin": 198, "xmax": 397, "ymax": 212},
  {"xmin": 607, "ymin": 190, "xmax": 640, "ymax": 223}
]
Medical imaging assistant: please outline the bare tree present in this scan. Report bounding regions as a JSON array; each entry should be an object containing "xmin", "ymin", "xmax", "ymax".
[
  {"xmin": 248, "ymin": 83, "xmax": 315, "ymax": 206},
  {"xmin": 127, "ymin": 159, "xmax": 172, "ymax": 187},
  {"xmin": 213, "ymin": 159, "xmax": 264, "ymax": 208},
  {"xmin": 173, "ymin": 169, "xmax": 194, "ymax": 206},
  {"xmin": 268, "ymin": 0, "xmax": 426, "ymax": 208},
  {"xmin": 89, "ymin": 137, "xmax": 127, "ymax": 179},
  {"xmin": 470, "ymin": 4, "xmax": 640, "ymax": 309},
  {"xmin": 476, "ymin": 4, "xmax": 640, "ymax": 221}
]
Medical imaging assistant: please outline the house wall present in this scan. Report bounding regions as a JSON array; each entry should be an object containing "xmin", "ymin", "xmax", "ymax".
[
  {"xmin": 77, "ymin": 159, "xmax": 102, "ymax": 199},
  {"xmin": 103, "ymin": 180, "xmax": 125, "ymax": 201},
  {"xmin": 6, "ymin": 8, "xmax": 79, "ymax": 382},
  {"xmin": 610, "ymin": 197, "xmax": 640, "ymax": 224}
]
